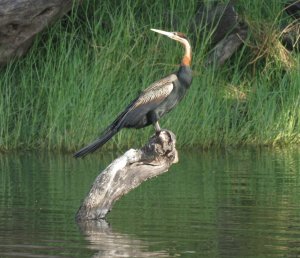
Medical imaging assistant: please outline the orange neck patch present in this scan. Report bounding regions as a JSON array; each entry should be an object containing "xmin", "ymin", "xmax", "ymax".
[{"xmin": 181, "ymin": 55, "xmax": 191, "ymax": 66}]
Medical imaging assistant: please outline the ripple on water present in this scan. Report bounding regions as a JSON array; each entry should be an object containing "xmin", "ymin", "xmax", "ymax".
[{"xmin": 0, "ymin": 149, "xmax": 300, "ymax": 257}]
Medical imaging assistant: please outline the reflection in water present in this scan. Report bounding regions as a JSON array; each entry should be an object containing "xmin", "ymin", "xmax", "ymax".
[
  {"xmin": 78, "ymin": 220, "xmax": 171, "ymax": 258},
  {"xmin": 0, "ymin": 148, "xmax": 299, "ymax": 257}
]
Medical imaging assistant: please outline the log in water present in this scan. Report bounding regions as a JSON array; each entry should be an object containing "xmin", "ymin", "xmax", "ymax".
[{"xmin": 76, "ymin": 130, "xmax": 178, "ymax": 221}]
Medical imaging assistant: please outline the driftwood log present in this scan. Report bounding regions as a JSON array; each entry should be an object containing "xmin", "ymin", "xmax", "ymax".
[
  {"xmin": 205, "ymin": 22, "xmax": 248, "ymax": 67},
  {"xmin": 192, "ymin": 1, "xmax": 239, "ymax": 47},
  {"xmin": 190, "ymin": 1, "xmax": 249, "ymax": 67},
  {"xmin": 0, "ymin": 0, "xmax": 79, "ymax": 66},
  {"xmin": 76, "ymin": 130, "xmax": 178, "ymax": 221}
]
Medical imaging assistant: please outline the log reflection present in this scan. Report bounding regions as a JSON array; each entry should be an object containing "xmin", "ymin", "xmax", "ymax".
[{"xmin": 78, "ymin": 220, "xmax": 171, "ymax": 258}]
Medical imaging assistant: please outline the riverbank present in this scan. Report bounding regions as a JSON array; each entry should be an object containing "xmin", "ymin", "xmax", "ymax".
[{"xmin": 0, "ymin": 0, "xmax": 299, "ymax": 152}]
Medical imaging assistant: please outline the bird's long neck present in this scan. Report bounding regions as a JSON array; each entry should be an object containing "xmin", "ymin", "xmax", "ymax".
[{"xmin": 180, "ymin": 39, "xmax": 192, "ymax": 67}]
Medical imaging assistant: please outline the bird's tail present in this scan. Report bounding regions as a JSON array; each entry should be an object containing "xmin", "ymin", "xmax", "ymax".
[{"xmin": 73, "ymin": 128, "xmax": 118, "ymax": 158}]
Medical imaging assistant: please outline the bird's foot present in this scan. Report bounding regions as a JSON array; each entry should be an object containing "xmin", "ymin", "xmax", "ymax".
[
  {"xmin": 153, "ymin": 121, "xmax": 161, "ymax": 135},
  {"xmin": 155, "ymin": 128, "xmax": 168, "ymax": 136}
]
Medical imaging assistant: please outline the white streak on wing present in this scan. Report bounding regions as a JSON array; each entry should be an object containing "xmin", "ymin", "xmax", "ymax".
[
  {"xmin": 117, "ymin": 74, "xmax": 177, "ymax": 126},
  {"xmin": 131, "ymin": 73, "xmax": 177, "ymax": 109},
  {"xmin": 143, "ymin": 74, "xmax": 177, "ymax": 93},
  {"xmin": 133, "ymin": 82, "xmax": 174, "ymax": 108}
]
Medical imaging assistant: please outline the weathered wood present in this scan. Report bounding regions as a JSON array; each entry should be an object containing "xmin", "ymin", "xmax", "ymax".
[
  {"xmin": 0, "ymin": 0, "xmax": 79, "ymax": 66},
  {"xmin": 76, "ymin": 130, "xmax": 178, "ymax": 221},
  {"xmin": 190, "ymin": 1, "xmax": 249, "ymax": 67},
  {"xmin": 205, "ymin": 22, "xmax": 248, "ymax": 67},
  {"xmin": 192, "ymin": 1, "xmax": 239, "ymax": 47},
  {"xmin": 285, "ymin": 0, "xmax": 300, "ymax": 21}
]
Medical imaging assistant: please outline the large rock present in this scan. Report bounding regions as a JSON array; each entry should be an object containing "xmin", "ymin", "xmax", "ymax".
[{"xmin": 0, "ymin": 0, "xmax": 77, "ymax": 66}]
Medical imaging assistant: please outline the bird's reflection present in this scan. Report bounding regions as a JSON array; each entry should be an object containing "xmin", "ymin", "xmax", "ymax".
[{"xmin": 77, "ymin": 220, "xmax": 171, "ymax": 258}]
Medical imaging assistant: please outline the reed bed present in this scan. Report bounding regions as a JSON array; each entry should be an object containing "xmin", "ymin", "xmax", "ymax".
[{"xmin": 0, "ymin": 0, "xmax": 299, "ymax": 152}]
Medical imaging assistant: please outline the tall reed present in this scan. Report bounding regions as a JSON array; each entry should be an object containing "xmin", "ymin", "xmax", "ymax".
[{"xmin": 0, "ymin": 0, "xmax": 299, "ymax": 152}]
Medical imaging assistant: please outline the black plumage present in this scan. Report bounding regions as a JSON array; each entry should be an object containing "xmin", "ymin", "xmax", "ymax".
[{"xmin": 74, "ymin": 29, "xmax": 192, "ymax": 158}]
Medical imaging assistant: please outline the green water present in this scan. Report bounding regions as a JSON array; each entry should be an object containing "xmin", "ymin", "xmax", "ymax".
[{"xmin": 0, "ymin": 148, "xmax": 300, "ymax": 257}]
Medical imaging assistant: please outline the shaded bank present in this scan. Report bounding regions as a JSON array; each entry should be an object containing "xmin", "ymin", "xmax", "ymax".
[{"xmin": 0, "ymin": 0, "xmax": 299, "ymax": 152}]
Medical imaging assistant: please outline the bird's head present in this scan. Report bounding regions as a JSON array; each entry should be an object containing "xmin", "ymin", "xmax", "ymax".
[
  {"xmin": 151, "ymin": 29, "xmax": 189, "ymax": 45},
  {"xmin": 151, "ymin": 28, "xmax": 191, "ymax": 66}
]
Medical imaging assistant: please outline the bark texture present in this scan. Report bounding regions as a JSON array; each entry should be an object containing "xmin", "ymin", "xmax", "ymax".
[
  {"xmin": 0, "ymin": 0, "xmax": 77, "ymax": 66},
  {"xmin": 190, "ymin": 1, "xmax": 249, "ymax": 67},
  {"xmin": 205, "ymin": 22, "xmax": 248, "ymax": 67},
  {"xmin": 76, "ymin": 130, "xmax": 178, "ymax": 221},
  {"xmin": 192, "ymin": 1, "xmax": 239, "ymax": 47}
]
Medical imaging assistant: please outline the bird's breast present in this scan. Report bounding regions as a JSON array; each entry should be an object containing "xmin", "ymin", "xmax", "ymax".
[{"xmin": 177, "ymin": 65, "xmax": 193, "ymax": 88}]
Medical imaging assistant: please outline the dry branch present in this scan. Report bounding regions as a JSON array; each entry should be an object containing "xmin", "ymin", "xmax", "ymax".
[{"xmin": 76, "ymin": 130, "xmax": 178, "ymax": 221}]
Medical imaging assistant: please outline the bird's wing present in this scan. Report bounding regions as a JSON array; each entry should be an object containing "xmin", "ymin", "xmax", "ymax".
[
  {"xmin": 132, "ymin": 74, "xmax": 177, "ymax": 109},
  {"xmin": 142, "ymin": 73, "xmax": 177, "ymax": 93},
  {"xmin": 110, "ymin": 73, "xmax": 177, "ymax": 129}
]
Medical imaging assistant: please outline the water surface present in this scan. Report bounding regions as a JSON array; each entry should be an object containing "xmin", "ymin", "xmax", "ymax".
[{"xmin": 0, "ymin": 148, "xmax": 300, "ymax": 257}]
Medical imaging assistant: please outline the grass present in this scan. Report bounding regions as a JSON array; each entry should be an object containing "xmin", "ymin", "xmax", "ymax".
[{"xmin": 0, "ymin": 0, "xmax": 299, "ymax": 152}]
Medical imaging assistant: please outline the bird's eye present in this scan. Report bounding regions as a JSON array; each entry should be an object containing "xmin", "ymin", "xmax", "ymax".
[{"xmin": 174, "ymin": 32, "xmax": 187, "ymax": 39}]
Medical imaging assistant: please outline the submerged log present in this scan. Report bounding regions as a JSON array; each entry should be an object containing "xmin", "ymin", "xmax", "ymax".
[
  {"xmin": 76, "ymin": 130, "xmax": 178, "ymax": 221},
  {"xmin": 0, "ymin": 0, "xmax": 79, "ymax": 66}
]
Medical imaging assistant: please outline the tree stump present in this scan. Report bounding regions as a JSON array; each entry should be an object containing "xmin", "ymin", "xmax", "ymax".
[
  {"xmin": 0, "ymin": 0, "xmax": 79, "ymax": 66},
  {"xmin": 76, "ymin": 130, "xmax": 178, "ymax": 221}
]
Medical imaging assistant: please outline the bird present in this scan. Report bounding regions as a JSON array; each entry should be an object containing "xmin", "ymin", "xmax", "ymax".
[{"xmin": 73, "ymin": 28, "xmax": 192, "ymax": 158}]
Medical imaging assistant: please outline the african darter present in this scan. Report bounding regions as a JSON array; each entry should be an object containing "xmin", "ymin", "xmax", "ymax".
[{"xmin": 74, "ymin": 28, "xmax": 192, "ymax": 158}]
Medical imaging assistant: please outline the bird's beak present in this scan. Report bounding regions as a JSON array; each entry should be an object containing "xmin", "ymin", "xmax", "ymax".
[{"xmin": 151, "ymin": 28, "xmax": 174, "ymax": 38}]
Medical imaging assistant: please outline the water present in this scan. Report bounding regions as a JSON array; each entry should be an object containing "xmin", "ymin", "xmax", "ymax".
[{"xmin": 0, "ymin": 148, "xmax": 300, "ymax": 258}]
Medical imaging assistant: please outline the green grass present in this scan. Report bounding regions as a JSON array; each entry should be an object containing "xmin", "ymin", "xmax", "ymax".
[{"xmin": 0, "ymin": 0, "xmax": 299, "ymax": 152}]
